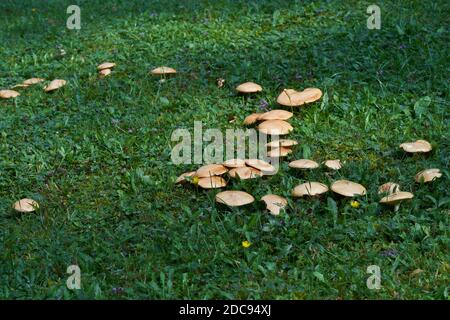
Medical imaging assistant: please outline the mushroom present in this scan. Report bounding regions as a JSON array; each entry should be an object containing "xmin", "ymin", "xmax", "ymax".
[
  {"xmin": 378, "ymin": 182, "xmax": 400, "ymax": 195},
  {"xmin": 228, "ymin": 166, "xmax": 262, "ymax": 179},
  {"xmin": 243, "ymin": 113, "xmax": 263, "ymax": 125},
  {"xmin": 198, "ymin": 176, "xmax": 227, "ymax": 189},
  {"xmin": 12, "ymin": 198, "xmax": 39, "ymax": 213},
  {"xmin": 44, "ymin": 79, "xmax": 67, "ymax": 92},
  {"xmin": 150, "ymin": 66, "xmax": 177, "ymax": 75},
  {"xmin": 23, "ymin": 78, "xmax": 45, "ymax": 85},
  {"xmin": 99, "ymin": 68, "xmax": 112, "ymax": 77},
  {"xmin": 331, "ymin": 180, "xmax": 366, "ymax": 197},
  {"xmin": 276, "ymin": 88, "xmax": 322, "ymax": 107},
  {"xmin": 258, "ymin": 120, "xmax": 293, "ymax": 135},
  {"xmin": 415, "ymin": 168, "xmax": 442, "ymax": 183},
  {"xmin": 261, "ymin": 194, "xmax": 287, "ymax": 215},
  {"xmin": 267, "ymin": 147, "xmax": 292, "ymax": 157},
  {"xmin": 380, "ymin": 191, "xmax": 414, "ymax": 212},
  {"xmin": 175, "ymin": 171, "xmax": 197, "ymax": 184},
  {"xmin": 223, "ymin": 158, "xmax": 246, "ymax": 168},
  {"xmin": 399, "ymin": 140, "xmax": 432, "ymax": 153},
  {"xmin": 288, "ymin": 159, "xmax": 319, "ymax": 169},
  {"xmin": 258, "ymin": 109, "xmax": 293, "ymax": 121},
  {"xmin": 215, "ymin": 190, "xmax": 255, "ymax": 207},
  {"xmin": 11, "ymin": 84, "xmax": 29, "ymax": 89},
  {"xmin": 0, "ymin": 89, "xmax": 20, "ymax": 99},
  {"xmin": 196, "ymin": 164, "xmax": 228, "ymax": 178},
  {"xmin": 97, "ymin": 62, "xmax": 116, "ymax": 71},
  {"xmin": 324, "ymin": 160, "xmax": 342, "ymax": 170},
  {"xmin": 292, "ymin": 182, "xmax": 328, "ymax": 197},
  {"xmin": 266, "ymin": 139, "xmax": 298, "ymax": 148},
  {"xmin": 245, "ymin": 159, "xmax": 276, "ymax": 174},
  {"xmin": 235, "ymin": 82, "xmax": 262, "ymax": 93}
]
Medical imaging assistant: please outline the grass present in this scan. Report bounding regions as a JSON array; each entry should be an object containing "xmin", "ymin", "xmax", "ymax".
[{"xmin": 0, "ymin": 0, "xmax": 448, "ymax": 299}]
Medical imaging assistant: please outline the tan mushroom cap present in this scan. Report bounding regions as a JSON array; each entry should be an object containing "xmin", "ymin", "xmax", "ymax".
[
  {"xmin": 258, "ymin": 109, "xmax": 293, "ymax": 121},
  {"xmin": 97, "ymin": 62, "xmax": 116, "ymax": 70},
  {"xmin": 380, "ymin": 191, "xmax": 414, "ymax": 205},
  {"xmin": 288, "ymin": 159, "xmax": 319, "ymax": 169},
  {"xmin": 243, "ymin": 113, "xmax": 263, "ymax": 125},
  {"xmin": 415, "ymin": 168, "xmax": 442, "ymax": 183},
  {"xmin": 0, "ymin": 90, "xmax": 20, "ymax": 98},
  {"xmin": 292, "ymin": 182, "xmax": 328, "ymax": 197},
  {"xmin": 261, "ymin": 194, "xmax": 288, "ymax": 215},
  {"xmin": 198, "ymin": 176, "xmax": 227, "ymax": 189},
  {"xmin": 151, "ymin": 66, "xmax": 177, "ymax": 75},
  {"xmin": 175, "ymin": 171, "xmax": 197, "ymax": 184},
  {"xmin": 245, "ymin": 159, "xmax": 276, "ymax": 174},
  {"xmin": 215, "ymin": 190, "xmax": 255, "ymax": 207},
  {"xmin": 324, "ymin": 159, "xmax": 342, "ymax": 170},
  {"xmin": 223, "ymin": 158, "xmax": 246, "ymax": 168},
  {"xmin": 235, "ymin": 82, "xmax": 262, "ymax": 93},
  {"xmin": 331, "ymin": 180, "xmax": 367, "ymax": 197},
  {"xmin": 378, "ymin": 182, "xmax": 400, "ymax": 194},
  {"xmin": 276, "ymin": 88, "xmax": 322, "ymax": 107},
  {"xmin": 196, "ymin": 164, "xmax": 228, "ymax": 178},
  {"xmin": 258, "ymin": 120, "xmax": 293, "ymax": 135},
  {"xmin": 228, "ymin": 166, "xmax": 262, "ymax": 179},
  {"xmin": 400, "ymin": 140, "xmax": 432, "ymax": 153},
  {"xmin": 13, "ymin": 198, "xmax": 39, "ymax": 213},
  {"xmin": 23, "ymin": 78, "xmax": 45, "ymax": 85},
  {"xmin": 99, "ymin": 68, "xmax": 112, "ymax": 77},
  {"xmin": 44, "ymin": 79, "xmax": 67, "ymax": 92},
  {"xmin": 267, "ymin": 147, "xmax": 292, "ymax": 157},
  {"xmin": 266, "ymin": 139, "xmax": 298, "ymax": 148}
]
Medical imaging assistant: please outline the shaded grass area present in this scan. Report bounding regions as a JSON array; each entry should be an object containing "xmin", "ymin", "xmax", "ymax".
[{"xmin": 0, "ymin": 0, "xmax": 448, "ymax": 299}]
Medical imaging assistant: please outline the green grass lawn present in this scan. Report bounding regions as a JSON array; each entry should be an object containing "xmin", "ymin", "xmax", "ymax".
[{"xmin": 0, "ymin": 0, "xmax": 448, "ymax": 299}]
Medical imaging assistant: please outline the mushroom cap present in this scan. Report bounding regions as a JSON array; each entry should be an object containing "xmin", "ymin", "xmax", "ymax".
[
  {"xmin": 235, "ymin": 82, "xmax": 262, "ymax": 93},
  {"xmin": 198, "ymin": 176, "xmax": 227, "ymax": 189},
  {"xmin": 223, "ymin": 158, "xmax": 246, "ymax": 168},
  {"xmin": 175, "ymin": 171, "xmax": 197, "ymax": 184},
  {"xmin": 0, "ymin": 89, "xmax": 20, "ymax": 98},
  {"xmin": 292, "ymin": 182, "xmax": 328, "ymax": 197},
  {"xmin": 245, "ymin": 159, "xmax": 276, "ymax": 174},
  {"xmin": 400, "ymin": 140, "xmax": 432, "ymax": 153},
  {"xmin": 258, "ymin": 120, "xmax": 293, "ymax": 135},
  {"xmin": 266, "ymin": 139, "xmax": 298, "ymax": 148},
  {"xmin": 243, "ymin": 113, "xmax": 263, "ymax": 125},
  {"xmin": 378, "ymin": 182, "xmax": 400, "ymax": 194},
  {"xmin": 97, "ymin": 62, "xmax": 116, "ymax": 70},
  {"xmin": 151, "ymin": 66, "xmax": 177, "ymax": 75},
  {"xmin": 331, "ymin": 180, "xmax": 367, "ymax": 197},
  {"xmin": 215, "ymin": 190, "xmax": 255, "ymax": 207},
  {"xmin": 196, "ymin": 164, "xmax": 228, "ymax": 178},
  {"xmin": 99, "ymin": 68, "xmax": 112, "ymax": 77},
  {"xmin": 13, "ymin": 198, "xmax": 39, "ymax": 213},
  {"xmin": 44, "ymin": 79, "xmax": 67, "ymax": 92},
  {"xmin": 23, "ymin": 78, "xmax": 45, "ymax": 85},
  {"xmin": 261, "ymin": 194, "xmax": 288, "ymax": 215},
  {"xmin": 267, "ymin": 147, "xmax": 292, "ymax": 157},
  {"xmin": 258, "ymin": 109, "xmax": 293, "ymax": 121},
  {"xmin": 380, "ymin": 191, "xmax": 414, "ymax": 205},
  {"xmin": 228, "ymin": 166, "xmax": 262, "ymax": 179},
  {"xmin": 11, "ymin": 84, "xmax": 30, "ymax": 89},
  {"xmin": 324, "ymin": 159, "xmax": 342, "ymax": 170},
  {"xmin": 288, "ymin": 159, "xmax": 319, "ymax": 169},
  {"xmin": 276, "ymin": 88, "xmax": 322, "ymax": 107},
  {"xmin": 415, "ymin": 168, "xmax": 442, "ymax": 183}
]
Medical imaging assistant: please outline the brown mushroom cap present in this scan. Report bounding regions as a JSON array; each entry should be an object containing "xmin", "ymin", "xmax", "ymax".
[
  {"xmin": 198, "ymin": 176, "xmax": 227, "ymax": 189},
  {"xmin": 243, "ymin": 113, "xmax": 263, "ymax": 125},
  {"xmin": 175, "ymin": 171, "xmax": 197, "ymax": 184},
  {"xmin": 267, "ymin": 147, "xmax": 292, "ymax": 157},
  {"xmin": 196, "ymin": 164, "xmax": 228, "ymax": 178},
  {"xmin": 261, "ymin": 194, "xmax": 288, "ymax": 215},
  {"xmin": 324, "ymin": 159, "xmax": 342, "ymax": 170},
  {"xmin": 13, "ymin": 198, "xmax": 39, "ymax": 213},
  {"xmin": 97, "ymin": 62, "xmax": 116, "ymax": 70},
  {"xmin": 258, "ymin": 120, "xmax": 293, "ymax": 135},
  {"xmin": 215, "ymin": 190, "xmax": 255, "ymax": 207},
  {"xmin": 258, "ymin": 109, "xmax": 293, "ymax": 121},
  {"xmin": 151, "ymin": 66, "xmax": 177, "ymax": 75},
  {"xmin": 276, "ymin": 88, "xmax": 322, "ymax": 107},
  {"xmin": 228, "ymin": 166, "xmax": 262, "ymax": 179},
  {"xmin": 378, "ymin": 182, "xmax": 400, "ymax": 194},
  {"xmin": 23, "ymin": 78, "xmax": 45, "ymax": 85},
  {"xmin": 380, "ymin": 191, "xmax": 414, "ymax": 205},
  {"xmin": 292, "ymin": 182, "xmax": 329, "ymax": 197},
  {"xmin": 245, "ymin": 159, "xmax": 276, "ymax": 174},
  {"xmin": 415, "ymin": 168, "xmax": 442, "ymax": 183},
  {"xmin": 288, "ymin": 159, "xmax": 319, "ymax": 169},
  {"xmin": 266, "ymin": 139, "xmax": 298, "ymax": 148},
  {"xmin": 99, "ymin": 68, "xmax": 112, "ymax": 77},
  {"xmin": 44, "ymin": 79, "xmax": 67, "ymax": 92},
  {"xmin": 223, "ymin": 158, "xmax": 246, "ymax": 168},
  {"xmin": 235, "ymin": 82, "xmax": 262, "ymax": 93},
  {"xmin": 0, "ymin": 89, "xmax": 20, "ymax": 99},
  {"xmin": 331, "ymin": 180, "xmax": 367, "ymax": 197},
  {"xmin": 400, "ymin": 140, "xmax": 432, "ymax": 153}
]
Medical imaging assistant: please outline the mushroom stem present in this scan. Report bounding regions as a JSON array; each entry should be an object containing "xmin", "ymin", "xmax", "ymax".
[{"xmin": 394, "ymin": 204, "xmax": 400, "ymax": 212}]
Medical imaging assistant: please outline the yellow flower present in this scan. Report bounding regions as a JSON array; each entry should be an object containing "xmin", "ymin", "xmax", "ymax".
[
  {"xmin": 242, "ymin": 240, "xmax": 251, "ymax": 248},
  {"xmin": 350, "ymin": 200, "xmax": 360, "ymax": 208},
  {"xmin": 192, "ymin": 176, "xmax": 199, "ymax": 185}
]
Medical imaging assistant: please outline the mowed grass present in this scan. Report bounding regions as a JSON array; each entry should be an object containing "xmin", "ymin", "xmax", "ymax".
[{"xmin": 0, "ymin": 0, "xmax": 448, "ymax": 299}]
